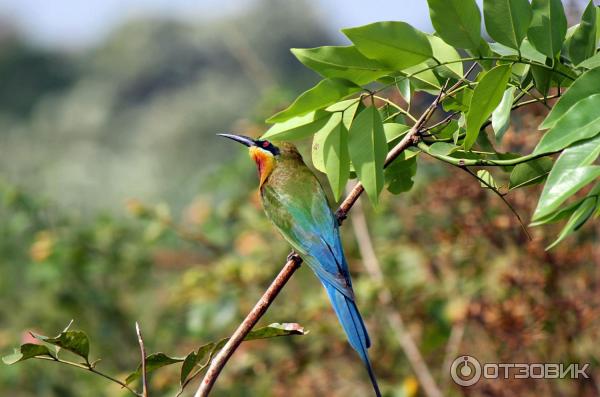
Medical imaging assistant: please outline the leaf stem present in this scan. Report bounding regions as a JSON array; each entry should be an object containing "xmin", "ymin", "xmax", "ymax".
[
  {"xmin": 373, "ymin": 95, "xmax": 417, "ymax": 122},
  {"xmin": 34, "ymin": 356, "xmax": 142, "ymax": 397},
  {"xmin": 460, "ymin": 166, "xmax": 532, "ymax": 240},
  {"xmin": 404, "ymin": 56, "xmax": 575, "ymax": 81},
  {"xmin": 416, "ymin": 141, "xmax": 555, "ymax": 166}
]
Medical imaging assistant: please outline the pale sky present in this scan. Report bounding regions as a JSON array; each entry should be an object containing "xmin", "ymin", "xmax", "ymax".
[
  {"xmin": 0, "ymin": 0, "xmax": 436, "ymax": 48},
  {"xmin": 0, "ymin": 0, "xmax": 585, "ymax": 49}
]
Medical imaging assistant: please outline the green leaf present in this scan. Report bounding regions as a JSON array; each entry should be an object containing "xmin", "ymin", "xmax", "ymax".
[
  {"xmin": 396, "ymin": 78, "xmax": 412, "ymax": 104},
  {"xmin": 568, "ymin": 1, "xmax": 597, "ymax": 66},
  {"xmin": 429, "ymin": 142, "xmax": 459, "ymax": 156},
  {"xmin": 477, "ymin": 170, "xmax": 500, "ymax": 189},
  {"xmin": 509, "ymin": 157, "xmax": 553, "ymax": 189},
  {"xmin": 126, "ymin": 353, "xmax": 183, "ymax": 384},
  {"xmin": 531, "ymin": 64, "xmax": 553, "ymax": 96},
  {"xmin": 468, "ymin": 40, "xmax": 496, "ymax": 70},
  {"xmin": 342, "ymin": 22, "xmax": 432, "ymax": 70},
  {"xmin": 179, "ymin": 344, "xmax": 216, "ymax": 386},
  {"xmin": 541, "ymin": 66, "xmax": 600, "ymax": 129},
  {"xmin": 291, "ymin": 46, "xmax": 391, "ymax": 85},
  {"xmin": 436, "ymin": 120, "xmax": 459, "ymax": 139},
  {"xmin": 383, "ymin": 123, "xmax": 410, "ymax": 143},
  {"xmin": 34, "ymin": 330, "xmax": 90, "ymax": 363},
  {"xmin": 465, "ymin": 64, "xmax": 512, "ymax": 149},
  {"xmin": 325, "ymin": 99, "xmax": 362, "ymax": 130},
  {"xmin": 442, "ymin": 88, "xmax": 473, "ymax": 112},
  {"xmin": 484, "ymin": 0, "xmax": 532, "ymax": 50},
  {"xmin": 530, "ymin": 197, "xmax": 587, "ymax": 226},
  {"xmin": 534, "ymin": 94, "xmax": 600, "ymax": 155},
  {"xmin": 427, "ymin": 0, "xmax": 482, "ymax": 49},
  {"xmin": 527, "ymin": 0, "xmax": 567, "ymax": 59},
  {"xmin": 125, "ymin": 323, "xmax": 307, "ymax": 386},
  {"xmin": 247, "ymin": 322, "xmax": 307, "ymax": 339},
  {"xmin": 385, "ymin": 157, "xmax": 417, "ymax": 194},
  {"xmin": 520, "ymin": 39, "xmax": 549, "ymax": 63},
  {"xmin": 426, "ymin": 35, "xmax": 463, "ymax": 79},
  {"xmin": 546, "ymin": 193, "xmax": 598, "ymax": 249},
  {"xmin": 532, "ymin": 135, "xmax": 600, "ymax": 221},
  {"xmin": 492, "ymin": 86, "xmax": 516, "ymax": 142},
  {"xmin": 262, "ymin": 111, "xmax": 331, "ymax": 141},
  {"xmin": 267, "ymin": 79, "xmax": 361, "ymax": 123},
  {"xmin": 2, "ymin": 344, "xmax": 54, "ymax": 365},
  {"xmin": 323, "ymin": 120, "xmax": 351, "ymax": 201},
  {"xmin": 403, "ymin": 62, "xmax": 441, "ymax": 91},
  {"xmin": 490, "ymin": 39, "xmax": 547, "ymax": 64},
  {"xmin": 579, "ymin": 52, "xmax": 600, "ymax": 69},
  {"xmin": 312, "ymin": 113, "xmax": 343, "ymax": 173},
  {"xmin": 348, "ymin": 106, "xmax": 387, "ymax": 205}
]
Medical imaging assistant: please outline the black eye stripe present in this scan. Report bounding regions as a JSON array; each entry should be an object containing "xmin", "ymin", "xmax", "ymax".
[{"xmin": 255, "ymin": 140, "xmax": 280, "ymax": 155}]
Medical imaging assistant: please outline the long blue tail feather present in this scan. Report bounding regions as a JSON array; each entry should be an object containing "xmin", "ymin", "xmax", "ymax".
[{"xmin": 323, "ymin": 282, "xmax": 382, "ymax": 397}]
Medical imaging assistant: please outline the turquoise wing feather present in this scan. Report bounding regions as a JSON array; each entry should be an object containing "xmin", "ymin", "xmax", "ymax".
[
  {"xmin": 260, "ymin": 157, "xmax": 381, "ymax": 396},
  {"xmin": 260, "ymin": 171, "xmax": 354, "ymax": 298}
]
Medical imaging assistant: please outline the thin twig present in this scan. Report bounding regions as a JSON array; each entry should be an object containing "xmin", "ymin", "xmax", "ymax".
[
  {"xmin": 34, "ymin": 356, "xmax": 142, "ymax": 397},
  {"xmin": 512, "ymin": 93, "xmax": 561, "ymax": 111},
  {"xmin": 136, "ymin": 322, "xmax": 149, "ymax": 397},
  {"xmin": 460, "ymin": 166, "xmax": 532, "ymax": 240},
  {"xmin": 373, "ymin": 95, "xmax": 417, "ymax": 123},
  {"xmin": 350, "ymin": 197, "xmax": 443, "ymax": 397},
  {"xmin": 421, "ymin": 111, "xmax": 460, "ymax": 136}
]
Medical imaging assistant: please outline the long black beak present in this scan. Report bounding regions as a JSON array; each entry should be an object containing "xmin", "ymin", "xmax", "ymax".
[{"xmin": 217, "ymin": 133, "xmax": 257, "ymax": 147}]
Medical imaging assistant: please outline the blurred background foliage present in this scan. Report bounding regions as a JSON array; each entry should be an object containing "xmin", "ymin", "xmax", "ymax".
[{"xmin": 0, "ymin": 0, "xmax": 599, "ymax": 396}]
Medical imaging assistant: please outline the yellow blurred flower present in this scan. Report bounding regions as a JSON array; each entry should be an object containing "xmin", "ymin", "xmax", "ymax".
[
  {"xmin": 402, "ymin": 376, "xmax": 419, "ymax": 397},
  {"xmin": 30, "ymin": 231, "xmax": 54, "ymax": 262}
]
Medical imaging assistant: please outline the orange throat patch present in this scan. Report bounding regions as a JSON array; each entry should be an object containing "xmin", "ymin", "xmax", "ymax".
[{"xmin": 249, "ymin": 146, "xmax": 275, "ymax": 188}]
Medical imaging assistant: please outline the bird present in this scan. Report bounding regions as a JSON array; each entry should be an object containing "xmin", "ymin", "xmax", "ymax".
[{"xmin": 218, "ymin": 133, "xmax": 381, "ymax": 396}]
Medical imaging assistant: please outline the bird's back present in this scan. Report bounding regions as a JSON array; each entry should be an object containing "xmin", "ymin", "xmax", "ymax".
[
  {"xmin": 259, "ymin": 144, "xmax": 354, "ymax": 299},
  {"xmin": 257, "ymin": 144, "xmax": 381, "ymax": 396}
]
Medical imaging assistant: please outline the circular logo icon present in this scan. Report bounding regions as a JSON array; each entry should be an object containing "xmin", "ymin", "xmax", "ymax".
[{"xmin": 450, "ymin": 355, "xmax": 482, "ymax": 386}]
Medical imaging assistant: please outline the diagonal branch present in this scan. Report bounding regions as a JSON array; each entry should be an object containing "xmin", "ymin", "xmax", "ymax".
[{"xmin": 195, "ymin": 81, "xmax": 454, "ymax": 397}]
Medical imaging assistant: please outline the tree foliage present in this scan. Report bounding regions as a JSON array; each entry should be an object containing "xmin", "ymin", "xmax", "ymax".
[
  {"xmin": 264, "ymin": 0, "xmax": 600, "ymax": 248},
  {"xmin": 3, "ymin": 1, "xmax": 600, "ymax": 396}
]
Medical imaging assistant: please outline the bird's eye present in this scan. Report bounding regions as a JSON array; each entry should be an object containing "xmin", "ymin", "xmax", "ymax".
[{"xmin": 262, "ymin": 141, "xmax": 270, "ymax": 148}]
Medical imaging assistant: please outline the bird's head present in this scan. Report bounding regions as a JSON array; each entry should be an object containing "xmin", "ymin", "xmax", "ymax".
[{"xmin": 218, "ymin": 133, "xmax": 287, "ymax": 187}]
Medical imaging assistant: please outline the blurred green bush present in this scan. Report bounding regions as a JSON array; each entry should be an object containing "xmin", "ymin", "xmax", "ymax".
[{"xmin": 1, "ymin": 1, "xmax": 599, "ymax": 396}]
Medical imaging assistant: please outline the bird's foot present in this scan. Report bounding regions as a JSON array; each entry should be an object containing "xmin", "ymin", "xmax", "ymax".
[
  {"xmin": 334, "ymin": 209, "xmax": 347, "ymax": 225},
  {"xmin": 287, "ymin": 251, "xmax": 300, "ymax": 264}
]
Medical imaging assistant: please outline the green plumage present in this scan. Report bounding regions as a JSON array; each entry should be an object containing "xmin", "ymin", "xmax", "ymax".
[
  {"xmin": 260, "ymin": 143, "xmax": 353, "ymax": 298},
  {"xmin": 217, "ymin": 133, "xmax": 379, "ymax": 394},
  {"xmin": 259, "ymin": 142, "xmax": 381, "ymax": 396}
]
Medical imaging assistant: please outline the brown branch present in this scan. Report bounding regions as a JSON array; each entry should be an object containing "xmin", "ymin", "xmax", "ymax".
[
  {"xmin": 195, "ymin": 81, "xmax": 451, "ymax": 397},
  {"xmin": 135, "ymin": 322, "xmax": 149, "ymax": 397},
  {"xmin": 194, "ymin": 255, "xmax": 302, "ymax": 397}
]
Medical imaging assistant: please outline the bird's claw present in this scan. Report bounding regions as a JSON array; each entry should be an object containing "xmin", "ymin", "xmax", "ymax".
[
  {"xmin": 287, "ymin": 251, "xmax": 300, "ymax": 263},
  {"xmin": 334, "ymin": 209, "xmax": 347, "ymax": 225}
]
